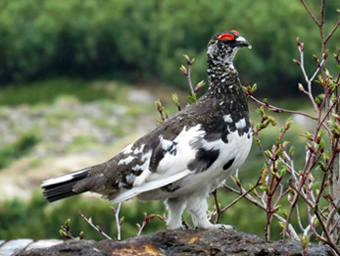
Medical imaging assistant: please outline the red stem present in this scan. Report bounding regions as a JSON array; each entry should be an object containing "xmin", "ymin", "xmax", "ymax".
[{"xmin": 300, "ymin": 0, "xmax": 320, "ymax": 26}]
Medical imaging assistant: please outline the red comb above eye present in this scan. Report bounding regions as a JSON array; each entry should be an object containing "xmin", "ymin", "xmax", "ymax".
[
  {"xmin": 231, "ymin": 30, "xmax": 240, "ymax": 36},
  {"xmin": 218, "ymin": 33, "xmax": 234, "ymax": 41}
]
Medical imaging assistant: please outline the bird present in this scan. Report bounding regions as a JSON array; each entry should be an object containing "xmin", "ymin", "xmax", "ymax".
[{"xmin": 42, "ymin": 30, "xmax": 253, "ymax": 230}]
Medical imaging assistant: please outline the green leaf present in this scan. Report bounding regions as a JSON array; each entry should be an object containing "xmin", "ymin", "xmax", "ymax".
[
  {"xmin": 187, "ymin": 93, "xmax": 197, "ymax": 103},
  {"xmin": 274, "ymin": 205, "xmax": 281, "ymax": 212},
  {"xmin": 281, "ymin": 209, "xmax": 288, "ymax": 219},
  {"xmin": 233, "ymin": 174, "xmax": 240, "ymax": 184},
  {"xmin": 265, "ymin": 150, "xmax": 272, "ymax": 158},
  {"xmin": 278, "ymin": 221, "xmax": 285, "ymax": 229},
  {"xmin": 315, "ymin": 96, "xmax": 320, "ymax": 104},
  {"xmin": 299, "ymin": 235, "xmax": 310, "ymax": 249},
  {"xmin": 319, "ymin": 139, "xmax": 325, "ymax": 152},
  {"xmin": 255, "ymin": 137, "xmax": 261, "ymax": 146},
  {"xmin": 252, "ymin": 83, "xmax": 257, "ymax": 92},
  {"xmin": 187, "ymin": 95, "xmax": 195, "ymax": 102},
  {"xmin": 279, "ymin": 166, "xmax": 287, "ymax": 178},
  {"xmin": 59, "ymin": 230, "xmax": 67, "ymax": 238},
  {"xmin": 260, "ymin": 184, "xmax": 270, "ymax": 194},
  {"xmin": 65, "ymin": 219, "xmax": 71, "ymax": 229},
  {"xmin": 282, "ymin": 141, "xmax": 289, "ymax": 148}
]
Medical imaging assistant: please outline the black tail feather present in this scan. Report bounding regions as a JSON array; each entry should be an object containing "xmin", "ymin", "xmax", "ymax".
[{"xmin": 42, "ymin": 168, "xmax": 90, "ymax": 202}]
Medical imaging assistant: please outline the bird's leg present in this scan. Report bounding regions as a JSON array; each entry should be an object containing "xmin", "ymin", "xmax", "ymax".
[
  {"xmin": 164, "ymin": 197, "xmax": 187, "ymax": 229},
  {"xmin": 186, "ymin": 196, "xmax": 234, "ymax": 229}
]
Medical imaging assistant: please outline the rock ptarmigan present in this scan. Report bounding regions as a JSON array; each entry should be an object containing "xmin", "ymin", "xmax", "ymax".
[{"xmin": 42, "ymin": 30, "xmax": 252, "ymax": 230}]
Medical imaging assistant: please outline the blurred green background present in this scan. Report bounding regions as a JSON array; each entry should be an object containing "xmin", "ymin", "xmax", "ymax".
[
  {"xmin": 0, "ymin": 0, "xmax": 339, "ymax": 97},
  {"xmin": 0, "ymin": 0, "xmax": 339, "ymax": 241}
]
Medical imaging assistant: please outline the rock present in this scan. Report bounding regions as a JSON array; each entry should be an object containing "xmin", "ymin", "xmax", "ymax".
[
  {"xmin": 0, "ymin": 239, "xmax": 33, "ymax": 256},
  {"xmin": 12, "ymin": 229, "xmax": 333, "ymax": 256},
  {"xmin": 0, "ymin": 239, "xmax": 63, "ymax": 256},
  {"xmin": 25, "ymin": 240, "xmax": 63, "ymax": 251}
]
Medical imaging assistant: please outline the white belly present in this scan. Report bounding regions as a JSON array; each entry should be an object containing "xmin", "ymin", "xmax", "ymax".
[{"xmin": 138, "ymin": 129, "xmax": 252, "ymax": 201}]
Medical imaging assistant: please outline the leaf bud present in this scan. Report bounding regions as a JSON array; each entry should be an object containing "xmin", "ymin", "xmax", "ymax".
[
  {"xmin": 293, "ymin": 59, "xmax": 301, "ymax": 66},
  {"xmin": 180, "ymin": 65, "xmax": 188, "ymax": 75},
  {"xmin": 300, "ymin": 43, "xmax": 304, "ymax": 52},
  {"xmin": 298, "ymin": 83, "xmax": 305, "ymax": 92}
]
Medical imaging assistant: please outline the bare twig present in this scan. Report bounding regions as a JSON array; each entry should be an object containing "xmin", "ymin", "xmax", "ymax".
[
  {"xmin": 113, "ymin": 203, "xmax": 122, "ymax": 240},
  {"xmin": 248, "ymin": 95, "xmax": 318, "ymax": 121},
  {"xmin": 137, "ymin": 213, "xmax": 156, "ymax": 236},
  {"xmin": 78, "ymin": 210, "xmax": 112, "ymax": 240},
  {"xmin": 325, "ymin": 18, "xmax": 340, "ymax": 43},
  {"xmin": 223, "ymin": 182, "xmax": 299, "ymax": 240},
  {"xmin": 59, "ymin": 219, "xmax": 80, "ymax": 240},
  {"xmin": 181, "ymin": 55, "xmax": 195, "ymax": 95},
  {"xmin": 212, "ymin": 189, "xmax": 222, "ymax": 224},
  {"xmin": 221, "ymin": 177, "xmax": 261, "ymax": 214},
  {"xmin": 300, "ymin": 0, "xmax": 319, "ymax": 26}
]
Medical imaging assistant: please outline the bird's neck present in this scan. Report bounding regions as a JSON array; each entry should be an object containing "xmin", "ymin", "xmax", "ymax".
[{"xmin": 205, "ymin": 61, "xmax": 243, "ymax": 100}]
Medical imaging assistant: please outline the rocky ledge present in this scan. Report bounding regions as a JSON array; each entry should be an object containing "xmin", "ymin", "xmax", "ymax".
[{"xmin": 12, "ymin": 229, "xmax": 334, "ymax": 256}]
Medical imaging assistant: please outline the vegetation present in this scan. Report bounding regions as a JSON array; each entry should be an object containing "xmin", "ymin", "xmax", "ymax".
[
  {"xmin": 0, "ymin": 132, "xmax": 39, "ymax": 169},
  {"xmin": 0, "ymin": 78, "xmax": 112, "ymax": 105},
  {"xmin": 0, "ymin": 0, "xmax": 339, "ymax": 97},
  {"xmin": 0, "ymin": 192, "xmax": 165, "ymax": 240}
]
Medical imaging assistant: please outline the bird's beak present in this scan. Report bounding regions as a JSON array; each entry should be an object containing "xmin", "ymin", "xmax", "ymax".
[{"xmin": 236, "ymin": 36, "xmax": 252, "ymax": 49}]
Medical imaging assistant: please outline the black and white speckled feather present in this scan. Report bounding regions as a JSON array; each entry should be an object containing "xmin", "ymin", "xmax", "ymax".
[{"xmin": 42, "ymin": 30, "xmax": 253, "ymax": 230}]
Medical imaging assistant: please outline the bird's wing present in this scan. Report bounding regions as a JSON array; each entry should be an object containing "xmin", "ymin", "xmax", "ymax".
[
  {"xmin": 109, "ymin": 169, "xmax": 191, "ymax": 203},
  {"xmin": 101, "ymin": 120, "xmax": 205, "ymax": 200}
]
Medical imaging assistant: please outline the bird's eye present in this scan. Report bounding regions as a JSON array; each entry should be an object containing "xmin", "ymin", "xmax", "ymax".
[{"xmin": 218, "ymin": 33, "xmax": 234, "ymax": 41}]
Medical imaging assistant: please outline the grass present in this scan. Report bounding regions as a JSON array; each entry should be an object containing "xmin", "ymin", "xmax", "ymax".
[{"xmin": 0, "ymin": 77, "xmax": 126, "ymax": 106}]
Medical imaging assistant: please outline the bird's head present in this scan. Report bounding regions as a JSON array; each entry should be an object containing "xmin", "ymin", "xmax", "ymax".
[{"xmin": 207, "ymin": 30, "xmax": 251, "ymax": 65}]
